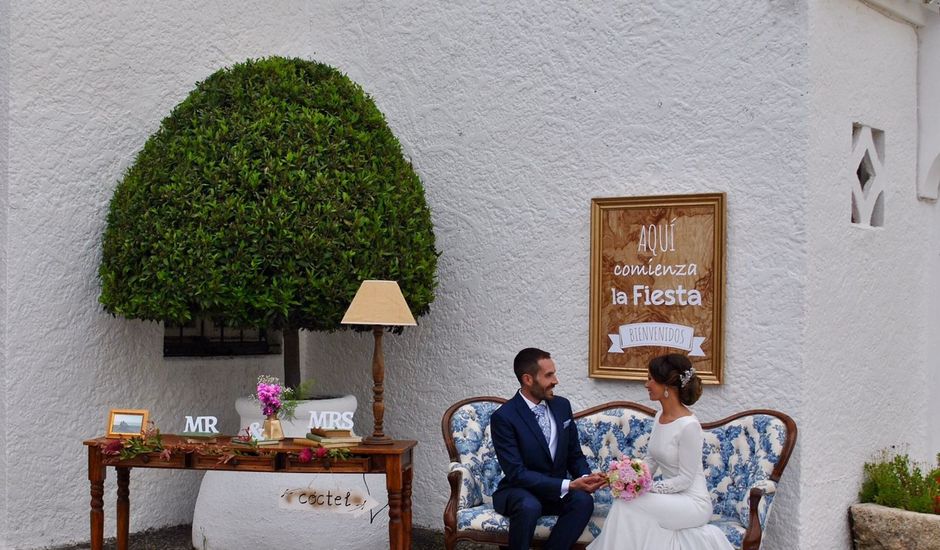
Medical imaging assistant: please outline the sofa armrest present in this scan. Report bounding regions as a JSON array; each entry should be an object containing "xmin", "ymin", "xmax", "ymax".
[
  {"xmin": 444, "ymin": 469, "xmax": 462, "ymax": 540},
  {"xmin": 447, "ymin": 462, "xmax": 481, "ymax": 509},
  {"xmin": 741, "ymin": 481, "xmax": 776, "ymax": 550}
]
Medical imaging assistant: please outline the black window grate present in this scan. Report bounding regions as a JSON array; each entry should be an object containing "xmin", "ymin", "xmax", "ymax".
[{"xmin": 164, "ymin": 319, "xmax": 280, "ymax": 357}]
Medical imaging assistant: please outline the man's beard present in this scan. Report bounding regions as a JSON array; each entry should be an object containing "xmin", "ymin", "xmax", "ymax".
[{"xmin": 532, "ymin": 383, "xmax": 555, "ymax": 401}]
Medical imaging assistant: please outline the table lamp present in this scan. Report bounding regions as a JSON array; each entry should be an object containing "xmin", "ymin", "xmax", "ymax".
[{"xmin": 341, "ymin": 280, "xmax": 417, "ymax": 445}]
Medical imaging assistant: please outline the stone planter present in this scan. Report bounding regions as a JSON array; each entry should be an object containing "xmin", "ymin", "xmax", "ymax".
[{"xmin": 850, "ymin": 503, "xmax": 940, "ymax": 550}]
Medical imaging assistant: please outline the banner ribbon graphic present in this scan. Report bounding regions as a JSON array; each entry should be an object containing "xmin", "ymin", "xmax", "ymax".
[{"xmin": 608, "ymin": 322, "xmax": 705, "ymax": 356}]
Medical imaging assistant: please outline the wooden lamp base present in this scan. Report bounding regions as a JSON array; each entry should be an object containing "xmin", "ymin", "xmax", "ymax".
[{"xmin": 364, "ymin": 326, "xmax": 394, "ymax": 445}]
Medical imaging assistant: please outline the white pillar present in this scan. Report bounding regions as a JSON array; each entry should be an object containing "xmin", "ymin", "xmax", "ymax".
[{"xmin": 918, "ymin": 12, "xmax": 940, "ymax": 200}]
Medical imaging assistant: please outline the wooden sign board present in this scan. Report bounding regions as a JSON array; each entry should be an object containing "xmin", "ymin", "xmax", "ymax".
[{"xmin": 589, "ymin": 193, "xmax": 725, "ymax": 383}]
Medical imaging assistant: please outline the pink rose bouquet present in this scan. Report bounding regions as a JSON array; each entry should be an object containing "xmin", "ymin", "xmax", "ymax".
[{"xmin": 606, "ymin": 457, "xmax": 652, "ymax": 501}]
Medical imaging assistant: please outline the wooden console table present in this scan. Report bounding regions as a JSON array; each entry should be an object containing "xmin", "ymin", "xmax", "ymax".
[{"xmin": 83, "ymin": 436, "xmax": 416, "ymax": 549}]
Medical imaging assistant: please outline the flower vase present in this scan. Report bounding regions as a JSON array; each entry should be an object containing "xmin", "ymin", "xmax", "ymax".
[{"xmin": 262, "ymin": 414, "xmax": 284, "ymax": 440}]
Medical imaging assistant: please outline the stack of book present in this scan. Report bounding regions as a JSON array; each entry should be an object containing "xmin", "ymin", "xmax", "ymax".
[
  {"xmin": 295, "ymin": 427, "xmax": 362, "ymax": 449},
  {"xmin": 230, "ymin": 437, "xmax": 280, "ymax": 446}
]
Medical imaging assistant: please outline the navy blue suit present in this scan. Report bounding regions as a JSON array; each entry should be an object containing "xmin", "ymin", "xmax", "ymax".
[{"xmin": 491, "ymin": 393, "xmax": 594, "ymax": 549}]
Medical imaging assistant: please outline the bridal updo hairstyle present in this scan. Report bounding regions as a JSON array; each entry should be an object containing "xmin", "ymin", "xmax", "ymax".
[{"xmin": 648, "ymin": 354, "xmax": 703, "ymax": 406}]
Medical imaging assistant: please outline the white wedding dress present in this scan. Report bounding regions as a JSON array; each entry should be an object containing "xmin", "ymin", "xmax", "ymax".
[{"xmin": 587, "ymin": 412, "xmax": 733, "ymax": 550}]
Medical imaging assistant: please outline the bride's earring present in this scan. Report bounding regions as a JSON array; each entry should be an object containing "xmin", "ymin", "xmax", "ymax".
[{"xmin": 664, "ymin": 389, "xmax": 670, "ymax": 399}]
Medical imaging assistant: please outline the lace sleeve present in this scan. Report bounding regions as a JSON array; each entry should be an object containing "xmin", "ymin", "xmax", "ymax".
[{"xmin": 650, "ymin": 420, "xmax": 702, "ymax": 494}]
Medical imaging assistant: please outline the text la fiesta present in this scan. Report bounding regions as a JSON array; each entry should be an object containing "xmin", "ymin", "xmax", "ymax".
[{"xmin": 611, "ymin": 285, "xmax": 702, "ymax": 306}]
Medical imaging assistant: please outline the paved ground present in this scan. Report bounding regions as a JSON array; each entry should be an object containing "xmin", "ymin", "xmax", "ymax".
[{"xmin": 51, "ymin": 525, "xmax": 495, "ymax": 549}]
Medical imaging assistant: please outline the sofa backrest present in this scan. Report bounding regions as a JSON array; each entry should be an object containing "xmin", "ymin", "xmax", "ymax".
[
  {"xmin": 701, "ymin": 411, "xmax": 796, "ymax": 526},
  {"xmin": 443, "ymin": 397, "xmax": 506, "ymax": 504},
  {"xmin": 442, "ymin": 397, "xmax": 796, "ymax": 529}
]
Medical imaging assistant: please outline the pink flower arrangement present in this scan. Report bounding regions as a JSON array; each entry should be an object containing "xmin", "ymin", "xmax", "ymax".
[
  {"xmin": 102, "ymin": 439, "xmax": 124, "ymax": 456},
  {"xmin": 606, "ymin": 457, "xmax": 652, "ymax": 501},
  {"xmin": 255, "ymin": 375, "xmax": 284, "ymax": 417},
  {"xmin": 298, "ymin": 447, "xmax": 314, "ymax": 464}
]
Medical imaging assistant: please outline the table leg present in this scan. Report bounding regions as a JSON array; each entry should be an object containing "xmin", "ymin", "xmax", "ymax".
[
  {"xmin": 403, "ymin": 464, "xmax": 413, "ymax": 549},
  {"xmin": 386, "ymin": 455, "xmax": 404, "ymax": 549},
  {"xmin": 88, "ymin": 447, "xmax": 106, "ymax": 550},
  {"xmin": 116, "ymin": 467, "xmax": 130, "ymax": 550}
]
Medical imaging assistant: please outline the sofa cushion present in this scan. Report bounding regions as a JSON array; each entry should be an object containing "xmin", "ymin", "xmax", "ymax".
[
  {"xmin": 709, "ymin": 517, "xmax": 746, "ymax": 549},
  {"xmin": 456, "ymin": 502, "xmax": 612, "ymax": 544}
]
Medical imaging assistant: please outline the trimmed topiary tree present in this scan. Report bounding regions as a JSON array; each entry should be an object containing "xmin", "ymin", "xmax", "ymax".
[{"xmin": 99, "ymin": 56, "xmax": 438, "ymax": 388}]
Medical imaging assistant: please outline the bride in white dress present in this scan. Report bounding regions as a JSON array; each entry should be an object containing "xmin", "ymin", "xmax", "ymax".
[{"xmin": 587, "ymin": 354, "xmax": 733, "ymax": 550}]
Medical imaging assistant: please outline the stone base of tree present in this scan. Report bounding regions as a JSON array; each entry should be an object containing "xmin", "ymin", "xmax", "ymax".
[{"xmin": 850, "ymin": 503, "xmax": 940, "ymax": 550}]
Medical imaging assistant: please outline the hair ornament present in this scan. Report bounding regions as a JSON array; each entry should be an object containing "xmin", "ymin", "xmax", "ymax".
[{"xmin": 679, "ymin": 367, "xmax": 696, "ymax": 388}]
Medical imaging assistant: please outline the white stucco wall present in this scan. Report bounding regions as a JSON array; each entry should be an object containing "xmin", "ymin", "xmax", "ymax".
[
  {"xmin": 304, "ymin": 2, "xmax": 808, "ymax": 549},
  {"xmin": 4, "ymin": 1, "xmax": 937, "ymax": 549},
  {"xmin": 806, "ymin": 1, "xmax": 933, "ymax": 549},
  {"xmin": 924, "ymin": 9, "xmax": 940, "ymax": 479},
  {"xmin": 1, "ymin": 1, "xmax": 11, "ymax": 547},
  {"xmin": 1, "ymin": 2, "xmax": 313, "ymax": 548},
  {"xmin": 932, "ymin": 188, "xmax": 940, "ymax": 459}
]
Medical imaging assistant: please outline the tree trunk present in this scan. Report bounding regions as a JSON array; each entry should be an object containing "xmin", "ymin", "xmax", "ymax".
[{"xmin": 283, "ymin": 326, "xmax": 300, "ymax": 389}]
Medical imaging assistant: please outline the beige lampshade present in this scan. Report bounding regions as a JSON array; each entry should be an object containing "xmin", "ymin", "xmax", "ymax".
[{"xmin": 341, "ymin": 280, "xmax": 417, "ymax": 326}]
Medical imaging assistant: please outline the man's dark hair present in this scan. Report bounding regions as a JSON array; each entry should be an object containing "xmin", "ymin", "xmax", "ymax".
[{"xmin": 514, "ymin": 348, "xmax": 551, "ymax": 384}]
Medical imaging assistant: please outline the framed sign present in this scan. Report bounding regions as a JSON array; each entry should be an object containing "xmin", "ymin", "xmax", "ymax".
[{"xmin": 589, "ymin": 193, "xmax": 725, "ymax": 383}]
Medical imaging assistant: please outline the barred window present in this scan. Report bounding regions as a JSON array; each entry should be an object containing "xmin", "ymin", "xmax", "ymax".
[{"xmin": 164, "ymin": 319, "xmax": 280, "ymax": 357}]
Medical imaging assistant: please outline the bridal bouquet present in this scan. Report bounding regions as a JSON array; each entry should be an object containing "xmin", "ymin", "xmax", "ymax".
[{"xmin": 606, "ymin": 457, "xmax": 653, "ymax": 501}]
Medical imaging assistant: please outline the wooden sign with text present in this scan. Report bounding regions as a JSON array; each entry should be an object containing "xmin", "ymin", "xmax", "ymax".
[{"xmin": 589, "ymin": 193, "xmax": 725, "ymax": 383}]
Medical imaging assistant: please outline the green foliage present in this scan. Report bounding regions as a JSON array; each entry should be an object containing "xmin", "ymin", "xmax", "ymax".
[
  {"xmin": 859, "ymin": 449, "xmax": 940, "ymax": 514},
  {"xmin": 99, "ymin": 57, "xmax": 437, "ymax": 330},
  {"xmin": 280, "ymin": 379, "xmax": 316, "ymax": 420}
]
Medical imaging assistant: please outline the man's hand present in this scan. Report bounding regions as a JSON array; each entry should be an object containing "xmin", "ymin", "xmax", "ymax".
[{"xmin": 569, "ymin": 473, "xmax": 608, "ymax": 494}]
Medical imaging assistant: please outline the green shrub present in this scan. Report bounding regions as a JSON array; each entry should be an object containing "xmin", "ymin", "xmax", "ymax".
[
  {"xmin": 858, "ymin": 449, "xmax": 940, "ymax": 514},
  {"xmin": 99, "ymin": 57, "xmax": 438, "ymax": 333}
]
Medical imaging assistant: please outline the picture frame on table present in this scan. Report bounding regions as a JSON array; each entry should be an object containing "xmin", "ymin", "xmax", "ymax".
[{"xmin": 107, "ymin": 408, "xmax": 149, "ymax": 438}]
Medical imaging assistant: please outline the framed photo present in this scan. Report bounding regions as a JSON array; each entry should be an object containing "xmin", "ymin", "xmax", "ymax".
[
  {"xmin": 107, "ymin": 409, "xmax": 149, "ymax": 438},
  {"xmin": 589, "ymin": 193, "xmax": 726, "ymax": 383}
]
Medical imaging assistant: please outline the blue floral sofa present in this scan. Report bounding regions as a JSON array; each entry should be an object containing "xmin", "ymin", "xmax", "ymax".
[{"xmin": 442, "ymin": 398, "xmax": 796, "ymax": 550}]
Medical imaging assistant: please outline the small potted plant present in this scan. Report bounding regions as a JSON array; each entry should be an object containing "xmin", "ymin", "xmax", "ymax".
[{"xmin": 849, "ymin": 448, "xmax": 940, "ymax": 549}]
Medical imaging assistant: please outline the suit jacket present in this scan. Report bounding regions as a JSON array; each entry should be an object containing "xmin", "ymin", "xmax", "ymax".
[{"xmin": 491, "ymin": 392, "xmax": 591, "ymax": 506}]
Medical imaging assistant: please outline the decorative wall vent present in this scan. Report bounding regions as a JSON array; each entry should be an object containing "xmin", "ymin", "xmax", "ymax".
[{"xmin": 850, "ymin": 124, "xmax": 886, "ymax": 227}]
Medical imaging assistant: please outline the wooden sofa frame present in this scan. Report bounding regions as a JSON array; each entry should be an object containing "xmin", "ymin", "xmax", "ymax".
[{"xmin": 442, "ymin": 397, "xmax": 797, "ymax": 550}]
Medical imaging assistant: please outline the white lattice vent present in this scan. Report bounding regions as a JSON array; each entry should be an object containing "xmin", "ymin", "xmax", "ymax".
[{"xmin": 850, "ymin": 124, "xmax": 886, "ymax": 227}]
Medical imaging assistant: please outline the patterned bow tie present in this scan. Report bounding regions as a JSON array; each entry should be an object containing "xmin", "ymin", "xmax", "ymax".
[{"xmin": 532, "ymin": 403, "xmax": 551, "ymax": 445}]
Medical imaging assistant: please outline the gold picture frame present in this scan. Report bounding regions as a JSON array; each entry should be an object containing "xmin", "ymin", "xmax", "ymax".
[
  {"xmin": 589, "ymin": 193, "xmax": 725, "ymax": 383},
  {"xmin": 107, "ymin": 408, "xmax": 149, "ymax": 438}
]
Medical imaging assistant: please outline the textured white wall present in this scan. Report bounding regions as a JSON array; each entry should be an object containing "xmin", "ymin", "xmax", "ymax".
[
  {"xmin": 304, "ymin": 2, "xmax": 808, "ymax": 549},
  {"xmin": 932, "ymin": 193, "xmax": 940, "ymax": 460},
  {"xmin": 806, "ymin": 1, "xmax": 932, "ymax": 549},
  {"xmin": 1, "ymin": 0, "xmax": 11, "ymax": 547},
  {"xmin": 925, "ymin": 11, "xmax": 940, "ymax": 471},
  {"xmin": 6, "ymin": 1, "xmax": 936, "ymax": 549},
  {"xmin": 2, "ymin": 2, "xmax": 314, "ymax": 548}
]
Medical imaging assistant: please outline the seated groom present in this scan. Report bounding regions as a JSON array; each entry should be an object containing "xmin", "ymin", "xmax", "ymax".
[{"xmin": 491, "ymin": 348, "xmax": 606, "ymax": 549}]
